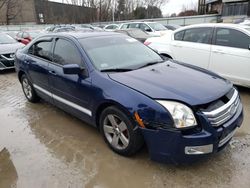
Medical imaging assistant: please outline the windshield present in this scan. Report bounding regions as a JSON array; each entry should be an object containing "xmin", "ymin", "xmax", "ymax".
[
  {"xmin": 0, "ymin": 33, "xmax": 17, "ymax": 44},
  {"xmin": 80, "ymin": 35, "xmax": 162, "ymax": 71},
  {"xmin": 147, "ymin": 23, "xmax": 167, "ymax": 31}
]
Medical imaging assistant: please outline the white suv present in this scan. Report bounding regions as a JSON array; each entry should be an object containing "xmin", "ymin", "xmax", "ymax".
[
  {"xmin": 119, "ymin": 22, "xmax": 171, "ymax": 37},
  {"xmin": 145, "ymin": 23, "xmax": 250, "ymax": 87}
]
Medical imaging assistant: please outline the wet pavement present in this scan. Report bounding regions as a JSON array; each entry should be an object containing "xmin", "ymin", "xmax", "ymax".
[{"xmin": 0, "ymin": 71, "xmax": 250, "ymax": 188}]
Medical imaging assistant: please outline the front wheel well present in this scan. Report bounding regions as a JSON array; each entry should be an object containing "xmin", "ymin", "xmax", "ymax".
[
  {"xmin": 95, "ymin": 102, "xmax": 133, "ymax": 130},
  {"xmin": 18, "ymin": 71, "xmax": 25, "ymax": 82}
]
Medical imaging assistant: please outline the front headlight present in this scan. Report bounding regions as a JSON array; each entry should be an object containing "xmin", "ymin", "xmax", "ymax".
[{"xmin": 156, "ymin": 100, "xmax": 197, "ymax": 129}]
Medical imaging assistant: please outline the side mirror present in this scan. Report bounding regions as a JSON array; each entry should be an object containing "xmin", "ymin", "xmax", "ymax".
[
  {"xmin": 145, "ymin": 28, "xmax": 152, "ymax": 32},
  {"xmin": 160, "ymin": 54, "xmax": 169, "ymax": 60},
  {"xmin": 63, "ymin": 64, "xmax": 83, "ymax": 75},
  {"xmin": 248, "ymin": 44, "xmax": 250, "ymax": 50}
]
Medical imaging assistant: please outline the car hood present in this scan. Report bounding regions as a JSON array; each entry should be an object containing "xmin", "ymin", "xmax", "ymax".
[
  {"xmin": 108, "ymin": 61, "xmax": 232, "ymax": 106},
  {"xmin": 0, "ymin": 43, "xmax": 24, "ymax": 54}
]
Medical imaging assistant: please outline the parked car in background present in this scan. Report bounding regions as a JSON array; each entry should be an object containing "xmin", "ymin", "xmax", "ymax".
[
  {"xmin": 80, "ymin": 24, "xmax": 95, "ymax": 29},
  {"xmin": 15, "ymin": 32, "xmax": 243, "ymax": 164},
  {"xmin": 145, "ymin": 23, "xmax": 250, "ymax": 87},
  {"xmin": 164, "ymin": 24, "xmax": 181, "ymax": 31},
  {"xmin": 75, "ymin": 28, "xmax": 95, "ymax": 33},
  {"xmin": 0, "ymin": 33, "xmax": 24, "ymax": 70},
  {"xmin": 115, "ymin": 29, "xmax": 150, "ymax": 43},
  {"xmin": 53, "ymin": 27, "xmax": 75, "ymax": 33},
  {"xmin": 44, "ymin": 25, "xmax": 75, "ymax": 33},
  {"xmin": 16, "ymin": 30, "xmax": 42, "ymax": 45},
  {"xmin": 119, "ymin": 22, "xmax": 171, "ymax": 36},
  {"xmin": 80, "ymin": 24, "xmax": 103, "ymax": 31},
  {"xmin": 104, "ymin": 24, "xmax": 120, "ymax": 31},
  {"xmin": 239, "ymin": 19, "xmax": 250, "ymax": 26}
]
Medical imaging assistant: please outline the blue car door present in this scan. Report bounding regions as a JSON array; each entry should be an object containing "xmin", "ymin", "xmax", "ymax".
[
  {"xmin": 25, "ymin": 37, "xmax": 53, "ymax": 102},
  {"xmin": 48, "ymin": 37, "xmax": 93, "ymax": 122}
]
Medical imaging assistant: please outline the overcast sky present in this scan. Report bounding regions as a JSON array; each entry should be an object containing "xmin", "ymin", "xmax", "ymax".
[
  {"xmin": 50, "ymin": 0, "xmax": 199, "ymax": 16},
  {"xmin": 162, "ymin": 0, "xmax": 198, "ymax": 16}
]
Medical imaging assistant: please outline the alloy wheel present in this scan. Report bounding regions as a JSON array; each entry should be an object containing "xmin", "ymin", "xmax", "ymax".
[
  {"xmin": 22, "ymin": 78, "xmax": 33, "ymax": 99},
  {"xmin": 103, "ymin": 114, "xmax": 130, "ymax": 150}
]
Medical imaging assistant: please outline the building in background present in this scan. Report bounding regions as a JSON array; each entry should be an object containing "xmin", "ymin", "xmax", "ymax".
[
  {"xmin": 198, "ymin": 0, "xmax": 223, "ymax": 14},
  {"xmin": 198, "ymin": 0, "xmax": 250, "ymax": 18},
  {"xmin": 0, "ymin": 0, "xmax": 96, "ymax": 25},
  {"xmin": 198, "ymin": 0, "xmax": 207, "ymax": 14},
  {"xmin": 222, "ymin": 0, "xmax": 250, "ymax": 17}
]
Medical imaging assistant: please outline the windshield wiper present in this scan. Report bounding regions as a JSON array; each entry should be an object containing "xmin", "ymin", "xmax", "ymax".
[
  {"xmin": 101, "ymin": 68, "xmax": 133, "ymax": 72},
  {"xmin": 137, "ymin": 60, "xmax": 164, "ymax": 69}
]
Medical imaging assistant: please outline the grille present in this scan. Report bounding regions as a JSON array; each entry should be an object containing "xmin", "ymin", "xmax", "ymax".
[
  {"xmin": 202, "ymin": 89, "xmax": 240, "ymax": 127},
  {"xmin": 0, "ymin": 53, "xmax": 15, "ymax": 60},
  {"xmin": 0, "ymin": 54, "xmax": 15, "ymax": 68}
]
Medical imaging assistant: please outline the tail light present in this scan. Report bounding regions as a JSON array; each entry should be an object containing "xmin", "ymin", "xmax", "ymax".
[{"xmin": 144, "ymin": 41, "xmax": 151, "ymax": 46}]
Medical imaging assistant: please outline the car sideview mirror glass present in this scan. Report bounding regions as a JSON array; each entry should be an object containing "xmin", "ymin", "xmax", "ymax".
[
  {"xmin": 63, "ymin": 64, "xmax": 83, "ymax": 75},
  {"xmin": 145, "ymin": 28, "xmax": 152, "ymax": 32}
]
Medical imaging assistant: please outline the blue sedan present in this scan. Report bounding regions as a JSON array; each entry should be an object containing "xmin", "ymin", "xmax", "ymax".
[{"xmin": 15, "ymin": 32, "xmax": 243, "ymax": 164}]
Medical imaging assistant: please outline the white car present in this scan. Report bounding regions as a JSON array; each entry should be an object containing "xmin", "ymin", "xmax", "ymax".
[
  {"xmin": 145, "ymin": 23, "xmax": 250, "ymax": 88},
  {"xmin": 240, "ymin": 19, "xmax": 250, "ymax": 26},
  {"xmin": 103, "ymin": 24, "xmax": 120, "ymax": 31},
  {"xmin": 119, "ymin": 22, "xmax": 172, "ymax": 37}
]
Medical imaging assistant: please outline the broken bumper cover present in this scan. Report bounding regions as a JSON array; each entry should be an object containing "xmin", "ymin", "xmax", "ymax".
[{"xmin": 141, "ymin": 103, "xmax": 243, "ymax": 164}]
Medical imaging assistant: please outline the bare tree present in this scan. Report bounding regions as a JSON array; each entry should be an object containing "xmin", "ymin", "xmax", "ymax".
[
  {"xmin": 0, "ymin": 0, "xmax": 7, "ymax": 10},
  {"xmin": 56, "ymin": 0, "xmax": 169, "ymax": 21},
  {"xmin": 5, "ymin": 0, "xmax": 21, "ymax": 25}
]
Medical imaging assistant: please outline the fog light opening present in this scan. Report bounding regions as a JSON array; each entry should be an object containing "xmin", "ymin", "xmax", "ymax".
[{"xmin": 185, "ymin": 144, "xmax": 213, "ymax": 155}]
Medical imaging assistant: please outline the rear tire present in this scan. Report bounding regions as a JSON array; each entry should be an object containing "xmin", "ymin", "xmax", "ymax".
[
  {"xmin": 100, "ymin": 106, "xmax": 144, "ymax": 156},
  {"xmin": 21, "ymin": 74, "xmax": 40, "ymax": 103}
]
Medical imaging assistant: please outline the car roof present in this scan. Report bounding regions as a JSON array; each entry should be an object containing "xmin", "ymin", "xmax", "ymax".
[
  {"xmin": 121, "ymin": 21, "xmax": 155, "ymax": 25},
  {"xmin": 39, "ymin": 31, "xmax": 121, "ymax": 39},
  {"xmin": 175, "ymin": 23, "xmax": 250, "ymax": 31}
]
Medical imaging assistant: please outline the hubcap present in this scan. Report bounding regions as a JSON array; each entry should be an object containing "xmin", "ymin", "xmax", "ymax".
[
  {"xmin": 103, "ymin": 114, "xmax": 130, "ymax": 150},
  {"xmin": 22, "ymin": 78, "xmax": 32, "ymax": 99}
]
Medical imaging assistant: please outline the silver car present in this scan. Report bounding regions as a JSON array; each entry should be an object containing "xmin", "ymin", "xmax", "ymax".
[{"xmin": 0, "ymin": 33, "xmax": 24, "ymax": 70}]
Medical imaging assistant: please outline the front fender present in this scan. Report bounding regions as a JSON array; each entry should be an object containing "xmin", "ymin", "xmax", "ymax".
[
  {"xmin": 90, "ymin": 71, "xmax": 174, "ymax": 129},
  {"xmin": 149, "ymin": 42, "xmax": 174, "ymax": 59}
]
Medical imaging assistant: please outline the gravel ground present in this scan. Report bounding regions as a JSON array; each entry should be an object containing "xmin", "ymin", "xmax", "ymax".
[{"xmin": 0, "ymin": 71, "xmax": 250, "ymax": 188}]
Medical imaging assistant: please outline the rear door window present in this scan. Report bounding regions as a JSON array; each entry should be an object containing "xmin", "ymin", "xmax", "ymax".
[
  {"xmin": 140, "ymin": 23, "xmax": 151, "ymax": 31},
  {"xmin": 182, "ymin": 27, "xmax": 213, "ymax": 44},
  {"xmin": 215, "ymin": 28, "xmax": 250, "ymax": 49},
  {"xmin": 174, "ymin": 30, "xmax": 185, "ymax": 41},
  {"xmin": 53, "ymin": 38, "xmax": 83, "ymax": 67},
  {"xmin": 129, "ymin": 23, "xmax": 140, "ymax": 29}
]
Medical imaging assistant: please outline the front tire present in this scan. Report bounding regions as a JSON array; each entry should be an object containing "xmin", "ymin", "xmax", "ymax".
[
  {"xmin": 21, "ymin": 74, "xmax": 40, "ymax": 103},
  {"xmin": 100, "ymin": 106, "xmax": 144, "ymax": 156}
]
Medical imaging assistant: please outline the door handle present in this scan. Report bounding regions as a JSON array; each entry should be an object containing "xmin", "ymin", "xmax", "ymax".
[
  {"xmin": 24, "ymin": 60, "xmax": 30, "ymax": 64},
  {"xmin": 49, "ymin": 70, "xmax": 57, "ymax": 75},
  {"xmin": 212, "ymin": 49, "xmax": 225, "ymax": 54},
  {"xmin": 173, "ymin": 44, "xmax": 182, "ymax": 48}
]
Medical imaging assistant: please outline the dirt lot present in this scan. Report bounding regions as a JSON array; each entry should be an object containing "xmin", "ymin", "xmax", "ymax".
[{"xmin": 0, "ymin": 71, "xmax": 250, "ymax": 188}]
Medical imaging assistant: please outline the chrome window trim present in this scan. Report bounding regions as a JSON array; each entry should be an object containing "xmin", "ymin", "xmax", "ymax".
[{"xmin": 33, "ymin": 84, "xmax": 92, "ymax": 117}]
